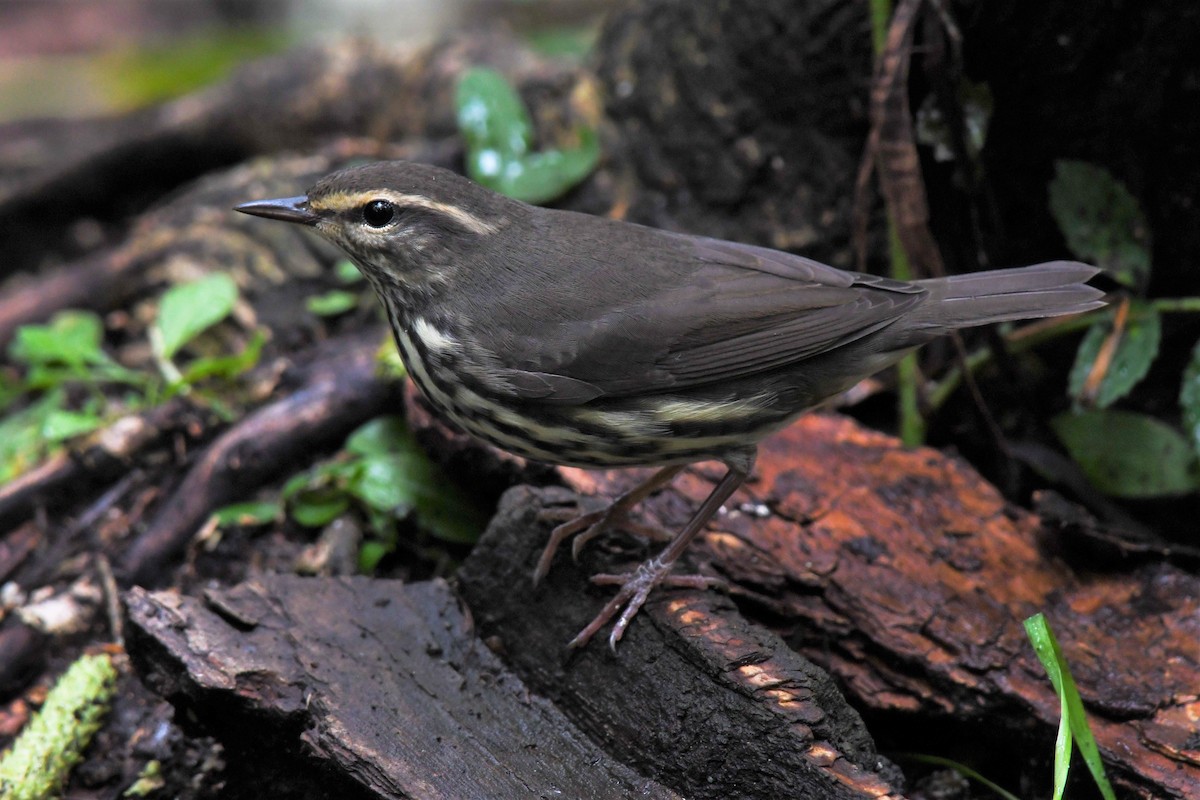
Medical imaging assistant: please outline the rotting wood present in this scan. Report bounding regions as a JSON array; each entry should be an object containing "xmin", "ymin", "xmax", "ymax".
[
  {"xmin": 441, "ymin": 409, "xmax": 1197, "ymax": 799},
  {"xmin": 125, "ymin": 575, "xmax": 685, "ymax": 800}
]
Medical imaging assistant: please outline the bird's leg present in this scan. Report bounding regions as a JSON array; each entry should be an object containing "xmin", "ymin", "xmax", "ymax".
[
  {"xmin": 533, "ymin": 464, "xmax": 684, "ymax": 584},
  {"xmin": 568, "ymin": 448, "xmax": 756, "ymax": 650}
]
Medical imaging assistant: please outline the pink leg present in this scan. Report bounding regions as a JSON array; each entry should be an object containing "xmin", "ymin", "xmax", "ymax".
[
  {"xmin": 533, "ymin": 464, "xmax": 684, "ymax": 584},
  {"xmin": 568, "ymin": 448, "xmax": 756, "ymax": 650}
]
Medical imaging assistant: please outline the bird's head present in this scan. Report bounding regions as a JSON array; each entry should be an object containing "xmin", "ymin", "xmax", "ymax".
[{"xmin": 235, "ymin": 161, "xmax": 520, "ymax": 296}]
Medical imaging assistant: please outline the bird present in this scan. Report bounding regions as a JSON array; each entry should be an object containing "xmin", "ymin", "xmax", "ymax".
[{"xmin": 235, "ymin": 160, "xmax": 1104, "ymax": 649}]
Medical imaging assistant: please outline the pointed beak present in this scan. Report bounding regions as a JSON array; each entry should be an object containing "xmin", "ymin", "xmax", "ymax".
[{"xmin": 234, "ymin": 196, "xmax": 319, "ymax": 226}]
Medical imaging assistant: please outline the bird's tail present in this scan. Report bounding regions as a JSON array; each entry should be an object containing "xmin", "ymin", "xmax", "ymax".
[{"xmin": 910, "ymin": 261, "xmax": 1105, "ymax": 333}]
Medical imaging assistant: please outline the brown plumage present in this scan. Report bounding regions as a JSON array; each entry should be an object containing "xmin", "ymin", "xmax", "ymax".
[{"xmin": 237, "ymin": 160, "xmax": 1104, "ymax": 648}]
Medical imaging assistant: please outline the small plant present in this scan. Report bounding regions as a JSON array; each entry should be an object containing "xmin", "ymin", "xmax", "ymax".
[
  {"xmin": 1048, "ymin": 160, "xmax": 1200, "ymax": 497},
  {"xmin": 1, "ymin": 274, "xmax": 262, "ymax": 481},
  {"xmin": 455, "ymin": 67, "xmax": 599, "ymax": 204},
  {"xmin": 217, "ymin": 415, "xmax": 487, "ymax": 573},
  {"xmin": 1023, "ymin": 613, "xmax": 1117, "ymax": 800}
]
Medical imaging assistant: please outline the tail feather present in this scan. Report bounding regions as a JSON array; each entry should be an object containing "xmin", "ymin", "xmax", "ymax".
[{"xmin": 911, "ymin": 261, "xmax": 1105, "ymax": 332}]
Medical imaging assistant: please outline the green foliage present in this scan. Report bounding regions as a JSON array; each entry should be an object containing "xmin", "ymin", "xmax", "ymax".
[
  {"xmin": 0, "ymin": 653, "xmax": 118, "ymax": 800},
  {"xmin": 211, "ymin": 501, "xmax": 279, "ymax": 528},
  {"xmin": 334, "ymin": 260, "xmax": 364, "ymax": 284},
  {"xmin": 1179, "ymin": 340, "xmax": 1200, "ymax": 455},
  {"xmin": 1049, "ymin": 160, "xmax": 1151, "ymax": 290},
  {"xmin": 224, "ymin": 416, "xmax": 487, "ymax": 572},
  {"xmin": 1049, "ymin": 161, "xmax": 1200, "ymax": 496},
  {"xmin": 1023, "ymin": 614, "xmax": 1117, "ymax": 800},
  {"xmin": 306, "ymin": 289, "xmax": 360, "ymax": 317},
  {"xmin": 1066, "ymin": 301, "xmax": 1160, "ymax": 408},
  {"xmin": 151, "ymin": 273, "xmax": 238, "ymax": 362},
  {"xmin": 456, "ymin": 67, "xmax": 599, "ymax": 204},
  {"xmin": 1051, "ymin": 410, "xmax": 1199, "ymax": 498},
  {"xmin": 1, "ymin": 276, "xmax": 262, "ymax": 482}
]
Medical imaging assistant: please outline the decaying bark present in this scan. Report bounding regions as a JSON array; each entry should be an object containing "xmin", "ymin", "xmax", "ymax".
[
  {"xmin": 444, "ymin": 412, "xmax": 1198, "ymax": 798},
  {"xmin": 126, "ymin": 575, "xmax": 686, "ymax": 800}
]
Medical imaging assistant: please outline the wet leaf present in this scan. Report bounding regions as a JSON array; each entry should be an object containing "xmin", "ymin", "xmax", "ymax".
[
  {"xmin": 1052, "ymin": 409, "xmax": 1199, "ymax": 497},
  {"xmin": 456, "ymin": 66, "xmax": 599, "ymax": 204},
  {"xmin": 343, "ymin": 416, "xmax": 486, "ymax": 543},
  {"xmin": 1048, "ymin": 160, "xmax": 1151, "ymax": 289}
]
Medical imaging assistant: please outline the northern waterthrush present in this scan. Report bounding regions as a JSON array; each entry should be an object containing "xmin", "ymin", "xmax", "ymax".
[{"xmin": 236, "ymin": 161, "xmax": 1104, "ymax": 648}]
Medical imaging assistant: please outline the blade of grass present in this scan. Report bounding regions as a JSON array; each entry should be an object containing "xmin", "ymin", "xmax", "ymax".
[{"xmin": 1023, "ymin": 613, "xmax": 1118, "ymax": 800}]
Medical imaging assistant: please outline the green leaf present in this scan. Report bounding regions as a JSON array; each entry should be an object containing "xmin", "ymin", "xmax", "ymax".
[
  {"xmin": 1067, "ymin": 302, "xmax": 1160, "ymax": 408},
  {"xmin": 456, "ymin": 66, "xmax": 599, "ymax": 204},
  {"xmin": 1052, "ymin": 409, "xmax": 1199, "ymax": 497},
  {"xmin": 345, "ymin": 415, "xmax": 408, "ymax": 456},
  {"xmin": 0, "ymin": 390, "xmax": 66, "ymax": 482},
  {"xmin": 306, "ymin": 290, "xmax": 359, "ymax": 317},
  {"xmin": 9, "ymin": 311, "xmax": 107, "ymax": 369},
  {"xmin": 335, "ymin": 260, "xmax": 364, "ymax": 284},
  {"xmin": 1023, "ymin": 614, "xmax": 1118, "ymax": 800},
  {"xmin": 1048, "ymin": 160, "xmax": 1151, "ymax": 289},
  {"xmin": 290, "ymin": 487, "xmax": 349, "ymax": 528},
  {"xmin": 41, "ymin": 408, "xmax": 104, "ymax": 443},
  {"xmin": 212, "ymin": 501, "xmax": 280, "ymax": 528},
  {"xmin": 482, "ymin": 131, "xmax": 601, "ymax": 205},
  {"xmin": 152, "ymin": 274, "xmax": 239, "ymax": 361},
  {"xmin": 1180, "ymin": 338, "xmax": 1200, "ymax": 459},
  {"xmin": 176, "ymin": 329, "xmax": 266, "ymax": 385},
  {"xmin": 343, "ymin": 416, "xmax": 486, "ymax": 543},
  {"xmin": 456, "ymin": 67, "xmax": 533, "ymax": 159},
  {"xmin": 357, "ymin": 540, "xmax": 392, "ymax": 574}
]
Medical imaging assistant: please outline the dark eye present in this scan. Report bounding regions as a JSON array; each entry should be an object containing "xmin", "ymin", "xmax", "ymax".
[{"xmin": 362, "ymin": 199, "xmax": 396, "ymax": 228}]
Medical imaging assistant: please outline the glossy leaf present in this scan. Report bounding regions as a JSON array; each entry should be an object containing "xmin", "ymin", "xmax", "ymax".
[
  {"xmin": 1048, "ymin": 160, "xmax": 1151, "ymax": 289},
  {"xmin": 1023, "ymin": 614, "xmax": 1117, "ymax": 800},
  {"xmin": 153, "ymin": 274, "xmax": 238, "ymax": 360},
  {"xmin": 1067, "ymin": 302, "xmax": 1160, "ymax": 408},
  {"xmin": 456, "ymin": 66, "xmax": 599, "ymax": 204},
  {"xmin": 1052, "ymin": 409, "xmax": 1199, "ymax": 497}
]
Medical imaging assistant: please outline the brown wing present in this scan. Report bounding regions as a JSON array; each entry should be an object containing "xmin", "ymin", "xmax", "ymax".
[{"xmin": 484, "ymin": 228, "xmax": 926, "ymax": 404}]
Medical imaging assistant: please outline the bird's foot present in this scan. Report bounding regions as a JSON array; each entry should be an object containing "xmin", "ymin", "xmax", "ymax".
[
  {"xmin": 568, "ymin": 557, "xmax": 727, "ymax": 650},
  {"xmin": 534, "ymin": 503, "xmax": 665, "ymax": 584},
  {"xmin": 533, "ymin": 465, "xmax": 684, "ymax": 585}
]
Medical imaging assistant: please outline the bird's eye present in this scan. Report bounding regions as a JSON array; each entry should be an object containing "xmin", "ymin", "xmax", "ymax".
[{"xmin": 362, "ymin": 199, "xmax": 396, "ymax": 228}]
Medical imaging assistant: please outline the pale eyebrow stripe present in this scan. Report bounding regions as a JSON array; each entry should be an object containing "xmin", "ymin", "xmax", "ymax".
[{"xmin": 309, "ymin": 189, "xmax": 497, "ymax": 234}]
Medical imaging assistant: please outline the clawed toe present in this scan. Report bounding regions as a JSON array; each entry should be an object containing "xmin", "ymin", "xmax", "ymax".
[
  {"xmin": 567, "ymin": 559, "xmax": 726, "ymax": 650},
  {"xmin": 532, "ymin": 508, "xmax": 610, "ymax": 584}
]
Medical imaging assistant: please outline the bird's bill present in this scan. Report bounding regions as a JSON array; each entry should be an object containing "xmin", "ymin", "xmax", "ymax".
[{"xmin": 233, "ymin": 196, "xmax": 318, "ymax": 225}]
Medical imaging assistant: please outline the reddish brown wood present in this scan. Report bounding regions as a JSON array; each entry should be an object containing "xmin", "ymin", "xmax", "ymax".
[{"xmin": 538, "ymin": 414, "xmax": 1199, "ymax": 799}]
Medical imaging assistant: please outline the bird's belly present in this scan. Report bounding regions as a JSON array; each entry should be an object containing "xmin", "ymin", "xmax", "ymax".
[{"xmin": 394, "ymin": 326, "xmax": 804, "ymax": 468}]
